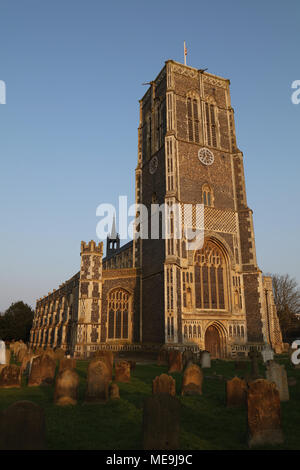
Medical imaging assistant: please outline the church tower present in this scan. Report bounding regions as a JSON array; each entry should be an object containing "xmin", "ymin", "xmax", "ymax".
[{"xmin": 135, "ymin": 60, "xmax": 283, "ymax": 356}]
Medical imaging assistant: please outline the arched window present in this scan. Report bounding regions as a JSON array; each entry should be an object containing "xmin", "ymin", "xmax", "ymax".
[
  {"xmin": 187, "ymin": 97, "xmax": 200, "ymax": 143},
  {"xmin": 202, "ymin": 184, "xmax": 213, "ymax": 207},
  {"xmin": 205, "ymin": 101, "xmax": 218, "ymax": 147},
  {"xmin": 194, "ymin": 240, "xmax": 227, "ymax": 310},
  {"xmin": 107, "ymin": 289, "xmax": 130, "ymax": 340}
]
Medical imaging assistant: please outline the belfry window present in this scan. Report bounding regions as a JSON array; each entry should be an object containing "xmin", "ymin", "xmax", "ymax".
[
  {"xmin": 205, "ymin": 102, "xmax": 218, "ymax": 147},
  {"xmin": 194, "ymin": 241, "xmax": 227, "ymax": 310},
  {"xmin": 187, "ymin": 97, "xmax": 200, "ymax": 143},
  {"xmin": 108, "ymin": 289, "xmax": 130, "ymax": 340}
]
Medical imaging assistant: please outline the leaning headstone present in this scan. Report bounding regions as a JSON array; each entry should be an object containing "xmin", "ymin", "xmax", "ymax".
[
  {"xmin": 0, "ymin": 401, "xmax": 46, "ymax": 450},
  {"xmin": 152, "ymin": 373, "xmax": 176, "ymax": 396},
  {"xmin": 54, "ymin": 369, "xmax": 79, "ymax": 406},
  {"xmin": 181, "ymin": 364, "xmax": 203, "ymax": 396},
  {"xmin": 0, "ymin": 340, "xmax": 6, "ymax": 365},
  {"xmin": 201, "ymin": 351, "xmax": 211, "ymax": 369},
  {"xmin": 143, "ymin": 394, "xmax": 180, "ymax": 450},
  {"xmin": 157, "ymin": 349, "xmax": 168, "ymax": 366},
  {"xmin": 247, "ymin": 379, "xmax": 283, "ymax": 447},
  {"xmin": 59, "ymin": 358, "xmax": 77, "ymax": 373},
  {"xmin": 226, "ymin": 376, "xmax": 247, "ymax": 407},
  {"xmin": 168, "ymin": 350, "xmax": 183, "ymax": 373},
  {"xmin": 262, "ymin": 345, "xmax": 274, "ymax": 363},
  {"xmin": 109, "ymin": 382, "xmax": 120, "ymax": 400},
  {"xmin": 266, "ymin": 361, "xmax": 289, "ymax": 402},
  {"xmin": 115, "ymin": 360, "xmax": 131, "ymax": 383},
  {"xmin": 85, "ymin": 359, "xmax": 110, "ymax": 403},
  {"xmin": 28, "ymin": 354, "xmax": 56, "ymax": 386},
  {"xmin": 0, "ymin": 365, "xmax": 21, "ymax": 388}
]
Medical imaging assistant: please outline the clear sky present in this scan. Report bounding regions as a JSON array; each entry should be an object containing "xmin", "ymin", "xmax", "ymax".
[{"xmin": 0, "ymin": 0, "xmax": 299, "ymax": 311}]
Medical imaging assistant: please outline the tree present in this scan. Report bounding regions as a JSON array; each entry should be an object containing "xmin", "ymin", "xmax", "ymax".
[
  {"xmin": 0, "ymin": 301, "xmax": 34, "ymax": 342},
  {"xmin": 270, "ymin": 274, "xmax": 300, "ymax": 340}
]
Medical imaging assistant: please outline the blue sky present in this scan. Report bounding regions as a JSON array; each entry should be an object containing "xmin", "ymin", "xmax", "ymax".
[{"xmin": 0, "ymin": 0, "xmax": 299, "ymax": 311}]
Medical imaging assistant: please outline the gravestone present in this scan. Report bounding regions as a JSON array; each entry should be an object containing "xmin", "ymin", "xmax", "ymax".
[
  {"xmin": 247, "ymin": 379, "xmax": 283, "ymax": 447},
  {"xmin": 85, "ymin": 359, "xmax": 110, "ymax": 403},
  {"xmin": 262, "ymin": 345, "xmax": 274, "ymax": 363},
  {"xmin": 93, "ymin": 350, "xmax": 114, "ymax": 380},
  {"xmin": 249, "ymin": 349, "xmax": 260, "ymax": 379},
  {"xmin": 59, "ymin": 358, "xmax": 77, "ymax": 373},
  {"xmin": 152, "ymin": 373, "xmax": 176, "ymax": 396},
  {"xmin": 128, "ymin": 360, "xmax": 136, "ymax": 372},
  {"xmin": 181, "ymin": 364, "xmax": 203, "ymax": 396},
  {"xmin": 54, "ymin": 348, "xmax": 65, "ymax": 361},
  {"xmin": 16, "ymin": 343, "xmax": 28, "ymax": 363},
  {"xmin": 115, "ymin": 360, "xmax": 131, "ymax": 383},
  {"xmin": 226, "ymin": 376, "xmax": 247, "ymax": 407},
  {"xmin": 0, "ymin": 340, "xmax": 6, "ymax": 364},
  {"xmin": 266, "ymin": 361, "xmax": 289, "ymax": 402},
  {"xmin": 21, "ymin": 352, "xmax": 34, "ymax": 375},
  {"xmin": 168, "ymin": 350, "xmax": 183, "ymax": 373},
  {"xmin": 201, "ymin": 351, "xmax": 211, "ymax": 368},
  {"xmin": 157, "ymin": 349, "xmax": 168, "ymax": 366},
  {"xmin": 182, "ymin": 349, "xmax": 194, "ymax": 369},
  {"xmin": 54, "ymin": 369, "xmax": 79, "ymax": 406},
  {"xmin": 0, "ymin": 365, "xmax": 21, "ymax": 388},
  {"xmin": 5, "ymin": 348, "xmax": 11, "ymax": 365},
  {"xmin": 143, "ymin": 395, "xmax": 180, "ymax": 450},
  {"xmin": 0, "ymin": 401, "xmax": 46, "ymax": 450},
  {"xmin": 28, "ymin": 353, "xmax": 56, "ymax": 386},
  {"xmin": 109, "ymin": 382, "xmax": 120, "ymax": 400}
]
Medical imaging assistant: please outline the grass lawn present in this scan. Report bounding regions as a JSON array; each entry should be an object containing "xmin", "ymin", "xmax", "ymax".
[{"xmin": 1, "ymin": 355, "xmax": 300, "ymax": 450}]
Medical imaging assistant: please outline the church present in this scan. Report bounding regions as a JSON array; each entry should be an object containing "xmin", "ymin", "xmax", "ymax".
[{"xmin": 29, "ymin": 59, "xmax": 283, "ymax": 358}]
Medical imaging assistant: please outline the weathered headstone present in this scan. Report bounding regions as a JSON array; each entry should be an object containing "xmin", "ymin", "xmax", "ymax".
[
  {"xmin": 54, "ymin": 369, "xmax": 79, "ymax": 406},
  {"xmin": 200, "ymin": 351, "xmax": 211, "ymax": 369},
  {"xmin": 115, "ymin": 360, "xmax": 131, "ymax": 383},
  {"xmin": 0, "ymin": 401, "xmax": 46, "ymax": 450},
  {"xmin": 93, "ymin": 350, "xmax": 114, "ymax": 380},
  {"xmin": 128, "ymin": 360, "xmax": 136, "ymax": 372},
  {"xmin": 5, "ymin": 348, "xmax": 11, "ymax": 365},
  {"xmin": 85, "ymin": 359, "xmax": 110, "ymax": 403},
  {"xmin": 21, "ymin": 352, "xmax": 34, "ymax": 375},
  {"xmin": 181, "ymin": 364, "xmax": 203, "ymax": 396},
  {"xmin": 28, "ymin": 353, "xmax": 56, "ymax": 386},
  {"xmin": 157, "ymin": 349, "xmax": 168, "ymax": 366},
  {"xmin": 59, "ymin": 358, "xmax": 77, "ymax": 373},
  {"xmin": 182, "ymin": 349, "xmax": 194, "ymax": 369},
  {"xmin": 152, "ymin": 373, "xmax": 176, "ymax": 396},
  {"xmin": 266, "ymin": 361, "xmax": 289, "ymax": 402},
  {"xmin": 247, "ymin": 379, "xmax": 283, "ymax": 447},
  {"xmin": 262, "ymin": 345, "xmax": 274, "ymax": 363},
  {"xmin": 168, "ymin": 350, "xmax": 183, "ymax": 373},
  {"xmin": 54, "ymin": 348, "xmax": 65, "ymax": 361},
  {"xmin": 109, "ymin": 382, "xmax": 120, "ymax": 400},
  {"xmin": 226, "ymin": 376, "xmax": 247, "ymax": 407},
  {"xmin": 249, "ymin": 349, "xmax": 260, "ymax": 379},
  {"xmin": 0, "ymin": 365, "xmax": 21, "ymax": 388},
  {"xmin": 143, "ymin": 394, "xmax": 180, "ymax": 450}
]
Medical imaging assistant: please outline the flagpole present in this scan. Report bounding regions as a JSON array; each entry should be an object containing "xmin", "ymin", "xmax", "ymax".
[{"xmin": 184, "ymin": 41, "xmax": 187, "ymax": 66}]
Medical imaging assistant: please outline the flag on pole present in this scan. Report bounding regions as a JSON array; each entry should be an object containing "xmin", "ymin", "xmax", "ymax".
[{"xmin": 184, "ymin": 41, "xmax": 187, "ymax": 65}]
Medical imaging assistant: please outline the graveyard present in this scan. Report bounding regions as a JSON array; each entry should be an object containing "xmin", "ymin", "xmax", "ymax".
[{"xmin": 0, "ymin": 346, "xmax": 300, "ymax": 450}]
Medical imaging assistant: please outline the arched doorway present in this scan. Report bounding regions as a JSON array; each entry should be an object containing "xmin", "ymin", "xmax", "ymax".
[{"xmin": 205, "ymin": 325, "xmax": 221, "ymax": 358}]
